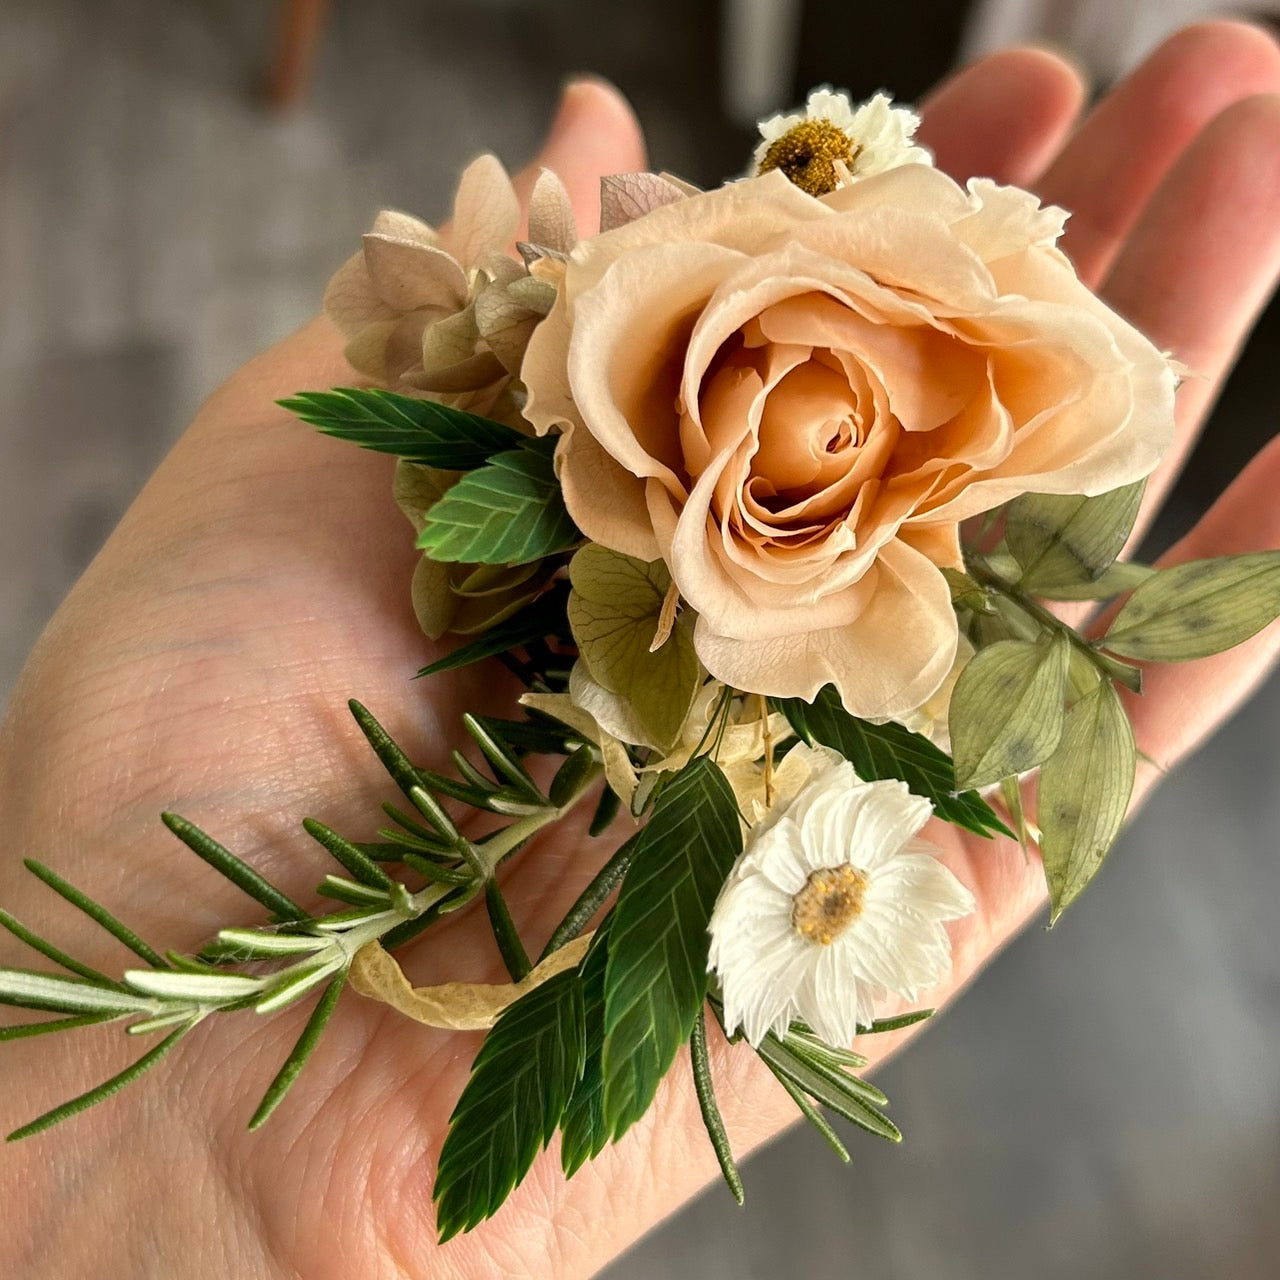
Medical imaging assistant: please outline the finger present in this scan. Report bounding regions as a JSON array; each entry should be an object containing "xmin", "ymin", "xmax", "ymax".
[
  {"xmin": 1119, "ymin": 433, "xmax": 1280, "ymax": 794},
  {"xmin": 1039, "ymin": 21, "xmax": 1280, "ymax": 285},
  {"xmin": 918, "ymin": 46, "xmax": 1086, "ymax": 185},
  {"xmin": 1102, "ymin": 94, "xmax": 1280, "ymax": 532},
  {"xmin": 510, "ymin": 77, "xmax": 647, "ymax": 235}
]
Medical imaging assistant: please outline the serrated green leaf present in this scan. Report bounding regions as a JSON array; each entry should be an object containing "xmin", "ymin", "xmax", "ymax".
[
  {"xmin": 434, "ymin": 969, "xmax": 586, "ymax": 1240},
  {"xmin": 773, "ymin": 687, "xmax": 1012, "ymax": 839},
  {"xmin": 1005, "ymin": 481, "xmax": 1145, "ymax": 591},
  {"xmin": 601, "ymin": 758, "xmax": 742, "ymax": 1141},
  {"xmin": 418, "ymin": 447, "xmax": 579, "ymax": 566},
  {"xmin": 279, "ymin": 387, "xmax": 524, "ymax": 470},
  {"xmin": 1102, "ymin": 552, "xmax": 1280, "ymax": 661},
  {"xmin": 949, "ymin": 634, "xmax": 1070, "ymax": 790},
  {"xmin": 560, "ymin": 923, "xmax": 611, "ymax": 1177},
  {"xmin": 567, "ymin": 545, "xmax": 700, "ymax": 749},
  {"xmin": 1033, "ymin": 560, "xmax": 1155, "ymax": 602},
  {"xmin": 1038, "ymin": 681, "xmax": 1136, "ymax": 922}
]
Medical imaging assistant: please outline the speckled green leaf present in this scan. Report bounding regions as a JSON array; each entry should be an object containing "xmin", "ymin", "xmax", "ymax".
[
  {"xmin": 949, "ymin": 633, "xmax": 1070, "ymax": 790},
  {"xmin": 1006, "ymin": 482, "xmax": 1145, "ymax": 592},
  {"xmin": 1038, "ymin": 681, "xmax": 1136, "ymax": 922},
  {"xmin": 1102, "ymin": 552, "xmax": 1280, "ymax": 661}
]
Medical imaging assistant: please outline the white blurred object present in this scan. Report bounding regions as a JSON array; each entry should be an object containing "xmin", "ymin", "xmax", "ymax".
[
  {"xmin": 722, "ymin": 0, "xmax": 804, "ymax": 124},
  {"xmin": 962, "ymin": 0, "xmax": 1280, "ymax": 83}
]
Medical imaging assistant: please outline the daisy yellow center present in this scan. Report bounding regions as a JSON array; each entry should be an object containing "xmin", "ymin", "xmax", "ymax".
[
  {"xmin": 759, "ymin": 120, "xmax": 860, "ymax": 196},
  {"xmin": 791, "ymin": 865, "xmax": 868, "ymax": 945}
]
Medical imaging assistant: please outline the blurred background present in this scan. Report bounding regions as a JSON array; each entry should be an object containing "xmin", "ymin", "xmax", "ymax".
[{"xmin": 2, "ymin": 2, "xmax": 1279, "ymax": 1276}]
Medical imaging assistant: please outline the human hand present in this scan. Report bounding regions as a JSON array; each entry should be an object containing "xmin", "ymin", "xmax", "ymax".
[{"xmin": 2, "ymin": 23, "xmax": 1279, "ymax": 1278}]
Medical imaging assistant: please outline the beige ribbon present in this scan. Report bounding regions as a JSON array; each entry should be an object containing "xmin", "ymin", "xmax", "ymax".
[{"xmin": 348, "ymin": 932, "xmax": 593, "ymax": 1031}]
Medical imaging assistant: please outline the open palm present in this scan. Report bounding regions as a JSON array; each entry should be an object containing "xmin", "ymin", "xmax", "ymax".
[{"xmin": 2, "ymin": 24, "xmax": 1280, "ymax": 1279}]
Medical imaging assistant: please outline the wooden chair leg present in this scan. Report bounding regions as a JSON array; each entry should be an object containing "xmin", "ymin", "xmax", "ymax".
[{"xmin": 265, "ymin": 0, "xmax": 331, "ymax": 110}]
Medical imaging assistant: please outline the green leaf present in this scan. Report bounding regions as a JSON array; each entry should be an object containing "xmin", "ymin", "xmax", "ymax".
[
  {"xmin": 302, "ymin": 819, "xmax": 395, "ymax": 890},
  {"xmin": 1038, "ymin": 681, "xmax": 1136, "ymax": 922},
  {"xmin": 601, "ymin": 757, "xmax": 743, "ymax": 1141},
  {"xmin": 949, "ymin": 634, "xmax": 1070, "ymax": 790},
  {"xmin": 159, "ymin": 816, "xmax": 308, "ymax": 924},
  {"xmin": 690, "ymin": 1007, "xmax": 744, "ymax": 1204},
  {"xmin": 1032, "ymin": 560, "xmax": 1155, "ymax": 602},
  {"xmin": 7, "ymin": 1025, "xmax": 189, "ymax": 1142},
  {"xmin": 771, "ymin": 1071, "xmax": 850, "ymax": 1164},
  {"xmin": 416, "ymin": 584, "xmax": 571, "ymax": 678},
  {"xmin": 1005, "ymin": 481, "xmax": 1145, "ymax": 591},
  {"xmin": 22, "ymin": 860, "xmax": 172, "ymax": 968},
  {"xmin": 560, "ymin": 923, "xmax": 612, "ymax": 1177},
  {"xmin": 540, "ymin": 840, "xmax": 632, "ymax": 962},
  {"xmin": 434, "ymin": 969, "xmax": 586, "ymax": 1240},
  {"xmin": 1102, "ymin": 552, "xmax": 1280, "ymax": 662},
  {"xmin": 774, "ymin": 688, "xmax": 1012, "ymax": 839},
  {"xmin": 567, "ymin": 545, "xmax": 701, "ymax": 749},
  {"xmin": 0, "ymin": 968, "xmax": 158, "ymax": 1016},
  {"xmin": 418, "ymin": 447, "xmax": 579, "ymax": 567},
  {"xmin": 0, "ymin": 909, "xmax": 122, "ymax": 988},
  {"xmin": 248, "ymin": 976, "xmax": 345, "ymax": 1130},
  {"xmin": 278, "ymin": 388, "xmax": 524, "ymax": 470},
  {"xmin": 754, "ymin": 1032, "xmax": 901, "ymax": 1143}
]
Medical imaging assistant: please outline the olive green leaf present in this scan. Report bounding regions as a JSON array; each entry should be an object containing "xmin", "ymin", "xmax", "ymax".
[
  {"xmin": 567, "ymin": 544, "xmax": 701, "ymax": 750},
  {"xmin": 1005, "ymin": 481, "xmax": 1145, "ymax": 592},
  {"xmin": 1032, "ymin": 560, "xmax": 1155, "ymax": 602},
  {"xmin": 949, "ymin": 633, "xmax": 1071, "ymax": 790},
  {"xmin": 1038, "ymin": 681, "xmax": 1136, "ymax": 922},
  {"xmin": 1102, "ymin": 552, "xmax": 1280, "ymax": 662}
]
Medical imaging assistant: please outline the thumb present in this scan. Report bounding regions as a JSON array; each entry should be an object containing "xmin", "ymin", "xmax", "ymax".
[{"xmin": 512, "ymin": 78, "xmax": 648, "ymax": 237}]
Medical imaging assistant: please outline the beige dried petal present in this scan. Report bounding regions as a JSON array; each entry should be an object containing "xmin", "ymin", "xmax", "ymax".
[
  {"xmin": 527, "ymin": 168, "xmax": 578, "ymax": 254},
  {"xmin": 421, "ymin": 305, "xmax": 480, "ymax": 368},
  {"xmin": 323, "ymin": 251, "xmax": 396, "ymax": 337},
  {"xmin": 519, "ymin": 690, "xmax": 639, "ymax": 809},
  {"xmin": 482, "ymin": 252, "xmax": 527, "ymax": 289},
  {"xmin": 658, "ymin": 171, "xmax": 702, "ymax": 196},
  {"xmin": 518, "ymin": 241, "xmax": 569, "ymax": 268},
  {"xmin": 447, "ymin": 153, "xmax": 521, "ymax": 266},
  {"xmin": 348, "ymin": 934, "xmax": 591, "ymax": 1031},
  {"xmin": 393, "ymin": 459, "xmax": 456, "ymax": 532},
  {"xmin": 406, "ymin": 352, "xmax": 508, "ymax": 395},
  {"xmin": 362, "ymin": 233, "xmax": 467, "ymax": 311},
  {"xmin": 506, "ymin": 275, "xmax": 557, "ymax": 314},
  {"xmin": 450, "ymin": 576, "xmax": 546, "ymax": 636},
  {"xmin": 474, "ymin": 286, "xmax": 543, "ymax": 375},
  {"xmin": 599, "ymin": 172, "xmax": 690, "ymax": 232},
  {"xmin": 411, "ymin": 554, "xmax": 460, "ymax": 640},
  {"xmin": 371, "ymin": 208, "xmax": 439, "ymax": 246}
]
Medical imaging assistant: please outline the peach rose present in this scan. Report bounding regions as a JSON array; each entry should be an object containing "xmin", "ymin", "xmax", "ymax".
[{"xmin": 522, "ymin": 166, "xmax": 1176, "ymax": 717}]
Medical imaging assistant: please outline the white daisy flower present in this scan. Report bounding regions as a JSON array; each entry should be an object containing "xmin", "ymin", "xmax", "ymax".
[
  {"xmin": 708, "ymin": 746, "xmax": 974, "ymax": 1048},
  {"xmin": 752, "ymin": 89, "xmax": 932, "ymax": 196}
]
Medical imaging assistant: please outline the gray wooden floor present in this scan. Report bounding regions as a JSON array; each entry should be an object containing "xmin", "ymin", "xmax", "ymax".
[{"xmin": 1, "ymin": 3, "xmax": 1279, "ymax": 1277}]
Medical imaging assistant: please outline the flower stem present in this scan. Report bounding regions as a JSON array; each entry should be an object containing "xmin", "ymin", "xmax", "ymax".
[{"xmin": 966, "ymin": 558, "xmax": 1143, "ymax": 692}]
